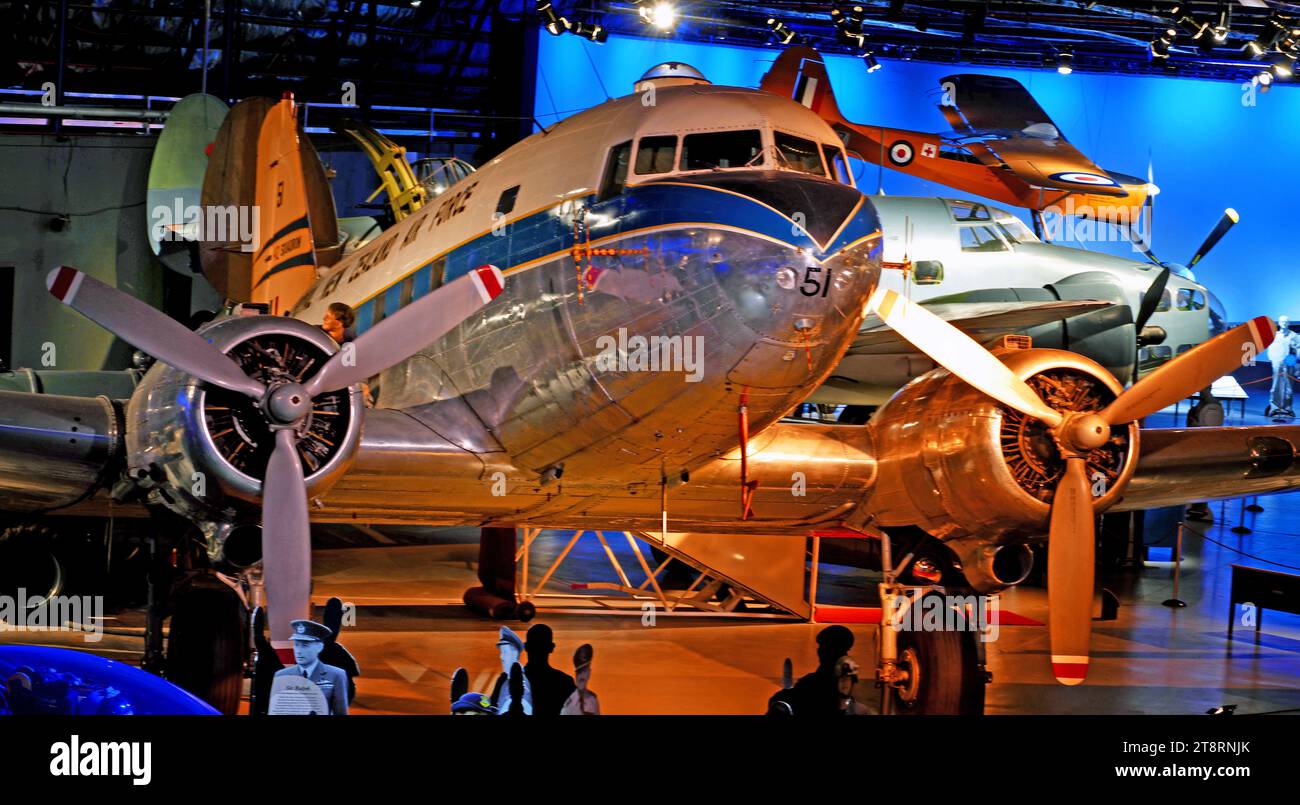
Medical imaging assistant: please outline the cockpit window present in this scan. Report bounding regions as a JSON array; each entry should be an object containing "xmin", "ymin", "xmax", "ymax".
[
  {"xmin": 681, "ymin": 130, "xmax": 763, "ymax": 171},
  {"xmin": 774, "ymin": 131, "xmax": 826, "ymax": 177},
  {"xmin": 946, "ymin": 199, "xmax": 993, "ymax": 222},
  {"xmin": 822, "ymin": 144, "xmax": 852, "ymax": 185},
  {"xmin": 959, "ymin": 224, "xmax": 1009, "ymax": 252},
  {"xmin": 635, "ymin": 135, "xmax": 677, "ymax": 175},
  {"xmin": 994, "ymin": 214, "xmax": 1039, "ymax": 244}
]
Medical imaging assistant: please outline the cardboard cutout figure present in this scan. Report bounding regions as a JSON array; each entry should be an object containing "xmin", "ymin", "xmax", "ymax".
[
  {"xmin": 271, "ymin": 619, "xmax": 349, "ymax": 715},
  {"xmin": 560, "ymin": 643, "xmax": 600, "ymax": 715},
  {"xmin": 489, "ymin": 627, "xmax": 532, "ymax": 715}
]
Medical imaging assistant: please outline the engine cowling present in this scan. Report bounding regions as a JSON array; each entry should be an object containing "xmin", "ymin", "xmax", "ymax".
[
  {"xmin": 865, "ymin": 346, "xmax": 1140, "ymax": 592},
  {"xmin": 124, "ymin": 315, "xmax": 365, "ymax": 530}
]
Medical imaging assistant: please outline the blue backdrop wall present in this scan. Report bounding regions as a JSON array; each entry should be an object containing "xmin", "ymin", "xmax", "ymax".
[{"xmin": 535, "ymin": 32, "xmax": 1298, "ymax": 322}]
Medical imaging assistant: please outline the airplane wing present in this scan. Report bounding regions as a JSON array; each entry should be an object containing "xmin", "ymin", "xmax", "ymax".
[
  {"xmin": 849, "ymin": 299, "xmax": 1110, "ymax": 352},
  {"xmin": 939, "ymin": 74, "xmax": 1129, "ymax": 199},
  {"xmin": 1117, "ymin": 424, "xmax": 1300, "ymax": 511}
]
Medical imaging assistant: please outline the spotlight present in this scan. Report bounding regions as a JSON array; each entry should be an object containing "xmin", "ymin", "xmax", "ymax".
[
  {"xmin": 863, "ymin": 51, "xmax": 881, "ymax": 72},
  {"xmin": 571, "ymin": 20, "xmax": 608, "ymax": 43},
  {"xmin": 767, "ymin": 18, "xmax": 797, "ymax": 46},
  {"xmin": 1150, "ymin": 32, "xmax": 1172, "ymax": 60},
  {"xmin": 536, "ymin": 1, "xmax": 570, "ymax": 36},
  {"xmin": 636, "ymin": 1, "xmax": 677, "ymax": 31},
  {"xmin": 1056, "ymin": 50, "xmax": 1073, "ymax": 75},
  {"xmin": 1171, "ymin": 4, "xmax": 1208, "ymax": 39},
  {"xmin": 1257, "ymin": 69, "xmax": 1273, "ymax": 86},
  {"xmin": 1211, "ymin": 6, "xmax": 1230, "ymax": 44}
]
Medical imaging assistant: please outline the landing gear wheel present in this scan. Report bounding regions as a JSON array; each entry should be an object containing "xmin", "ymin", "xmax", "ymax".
[
  {"xmin": 890, "ymin": 625, "xmax": 985, "ymax": 715},
  {"xmin": 166, "ymin": 583, "xmax": 247, "ymax": 715},
  {"xmin": 516, "ymin": 601, "xmax": 536, "ymax": 622},
  {"xmin": 0, "ymin": 524, "xmax": 66, "ymax": 603}
]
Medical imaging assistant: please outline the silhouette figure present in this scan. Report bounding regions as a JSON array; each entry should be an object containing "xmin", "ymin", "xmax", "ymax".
[
  {"xmin": 251, "ymin": 606, "xmax": 284, "ymax": 716},
  {"xmin": 768, "ymin": 625, "xmax": 857, "ymax": 716},
  {"xmin": 319, "ymin": 597, "xmax": 360, "ymax": 703},
  {"xmin": 524, "ymin": 624, "xmax": 576, "ymax": 716}
]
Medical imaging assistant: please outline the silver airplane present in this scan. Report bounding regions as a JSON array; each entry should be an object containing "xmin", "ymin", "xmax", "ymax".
[{"xmin": 1, "ymin": 63, "xmax": 1295, "ymax": 716}]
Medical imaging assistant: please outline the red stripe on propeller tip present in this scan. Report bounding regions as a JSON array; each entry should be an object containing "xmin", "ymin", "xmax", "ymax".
[
  {"xmin": 474, "ymin": 265, "xmax": 504, "ymax": 301},
  {"xmin": 47, "ymin": 266, "xmax": 77, "ymax": 302},
  {"xmin": 1052, "ymin": 661, "xmax": 1089, "ymax": 685},
  {"xmin": 1250, "ymin": 315, "xmax": 1276, "ymax": 350}
]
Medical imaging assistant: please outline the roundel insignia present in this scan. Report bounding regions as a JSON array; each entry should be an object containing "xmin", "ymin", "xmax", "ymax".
[
  {"xmin": 888, "ymin": 140, "xmax": 914, "ymax": 167},
  {"xmin": 1049, "ymin": 171, "xmax": 1119, "ymax": 187}
]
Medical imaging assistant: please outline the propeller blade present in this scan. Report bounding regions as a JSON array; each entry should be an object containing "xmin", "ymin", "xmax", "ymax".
[
  {"xmin": 1101, "ymin": 316, "xmax": 1274, "ymax": 425},
  {"xmin": 1187, "ymin": 208, "xmax": 1239, "ymax": 268},
  {"xmin": 1047, "ymin": 456, "xmax": 1095, "ymax": 686},
  {"xmin": 1132, "ymin": 265, "xmax": 1171, "ymax": 332},
  {"xmin": 305, "ymin": 265, "xmax": 505, "ymax": 397},
  {"xmin": 46, "ymin": 266, "xmax": 265, "ymax": 399},
  {"xmin": 262, "ymin": 428, "xmax": 313, "ymax": 646},
  {"xmin": 867, "ymin": 288, "xmax": 1064, "ymax": 427}
]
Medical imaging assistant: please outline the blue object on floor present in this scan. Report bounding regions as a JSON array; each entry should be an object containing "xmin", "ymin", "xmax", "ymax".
[{"xmin": 0, "ymin": 646, "xmax": 219, "ymax": 715}]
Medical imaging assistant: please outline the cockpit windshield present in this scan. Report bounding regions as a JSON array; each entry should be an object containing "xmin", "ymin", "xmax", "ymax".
[
  {"xmin": 774, "ymin": 131, "xmax": 826, "ymax": 177},
  {"xmin": 946, "ymin": 199, "xmax": 1039, "ymax": 244},
  {"xmin": 681, "ymin": 130, "xmax": 763, "ymax": 171},
  {"xmin": 994, "ymin": 213, "xmax": 1039, "ymax": 244}
]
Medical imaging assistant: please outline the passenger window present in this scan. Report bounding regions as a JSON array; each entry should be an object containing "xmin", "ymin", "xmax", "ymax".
[
  {"xmin": 1176, "ymin": 288, "xmax": 1207, "ymax": 311},
  {"xmin": 1157, "ymin": 289, "xmax": 1172, "ymax": 312},
  {"xmin": 774, "ymin": 131, "xmax": 826, "ymax": 176},
  {"xmin": 681, "ymin": 130, "xmax": 763, "ymax": 170},
  {"xmin": 598, "ymin": 141, "xmax": 633, "ymax": 201},
  {"xmin": 496, "ymin": 186, "xmax": 520, "ymax": 215},
  {"xmin": 959, "ymin": 225, "xmax": 1008, "ymax": 252},
  {"xmin": 822, "ymin": 144, "xmax": 851, "ymax": 184},
  {"xmin": 399, "ymin": 273, "xmax": 416, "ymax": 308},
  {"xmin": 635, "ymin": 136, "xmax": 677, "ymax": 174}
]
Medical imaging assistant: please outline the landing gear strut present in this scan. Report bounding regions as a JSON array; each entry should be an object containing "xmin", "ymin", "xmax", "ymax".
[{"xmin": 875, "ymin": 536, "xmax": 988, "ymax": 715}]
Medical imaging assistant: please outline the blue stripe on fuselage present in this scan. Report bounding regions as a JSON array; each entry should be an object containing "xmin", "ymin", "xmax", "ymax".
[{"xmin": 349, "ymin": 181, "xmax": 876, "ymax": 335}]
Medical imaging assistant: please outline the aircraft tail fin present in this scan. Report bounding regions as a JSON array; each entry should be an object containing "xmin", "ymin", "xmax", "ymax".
[
  {"xmin": 201, "ymin": 94, "xmax": 337, "ymax": 312},
  {"xmin": 760, "ymin": 47, "xmax": 850, "ymax": 126}
]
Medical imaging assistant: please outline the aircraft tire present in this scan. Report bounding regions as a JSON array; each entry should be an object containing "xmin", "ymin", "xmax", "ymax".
[
  {"xmin": 0, "ymin": 523, "xmax": 68, "ymax": 603},
  {"xmin": 891, "ymin": 612, "xmax": 986, "ymax": 715},
  {"xmin": 166, "ymin": 583, "xmax": 247, "ymax": 715}
]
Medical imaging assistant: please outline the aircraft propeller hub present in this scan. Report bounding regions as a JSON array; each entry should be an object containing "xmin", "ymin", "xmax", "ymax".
[
  {"xmin": 1061, "ymin": 413, "xmax": 1111, "ymax": 453},
  {"xmin": 265, "ymin": 381, "xmax": 312, "ymax": 424}
]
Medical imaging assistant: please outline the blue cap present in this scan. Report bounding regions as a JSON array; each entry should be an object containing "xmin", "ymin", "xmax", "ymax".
[{"xmin": 451, "ymin": 692, "xmax": 498, "ymax": 715}]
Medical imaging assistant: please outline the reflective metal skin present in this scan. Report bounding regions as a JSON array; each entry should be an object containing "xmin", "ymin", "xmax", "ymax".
[
  {"xmin": 379, "ymin": 189, "xmax": 880, "ymax": 487},
  {"xmin": 0, "ymin": 390, "xmax": 120, "ymax": 512},
  {"xmin": 124, "ymin": 315, "xmax": 364, "ymax": 525}
]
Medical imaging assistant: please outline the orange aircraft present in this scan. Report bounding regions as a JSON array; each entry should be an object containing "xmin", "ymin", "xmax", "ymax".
[{"xmin": 761, "ymin": 47, "xmax": 1156, "ymax": 242}]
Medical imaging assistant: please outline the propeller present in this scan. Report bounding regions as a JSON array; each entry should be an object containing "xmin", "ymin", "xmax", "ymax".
[
  {"xmin": 47, "ymin": 264, "xmax": 506, "ymax": 647},
  {"xmin": 1131, "ymin": 208, "xmax": 1239, "ymax": 334},
  {"xmin": 1187, "ymin": 208, "xmax": 1239, "ymax": 269},
  {"xmin": 868, "ymin": 288, "xmax": 1273, "ymax": 684}
]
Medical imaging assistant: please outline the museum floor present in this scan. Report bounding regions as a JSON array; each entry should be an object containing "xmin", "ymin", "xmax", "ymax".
[{"xmin": 8, "ymin": 393, "xmax": 1300, "ymax": 716}]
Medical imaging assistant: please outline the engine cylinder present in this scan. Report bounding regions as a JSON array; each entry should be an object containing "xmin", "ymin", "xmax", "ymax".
[
  {"xmin": 866, "ymin": 348, "xmax": 1140, "ymax": 551},
  {"xmin": 124, "ymin": 315, "xmax": 365, "ymax": 523}
]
